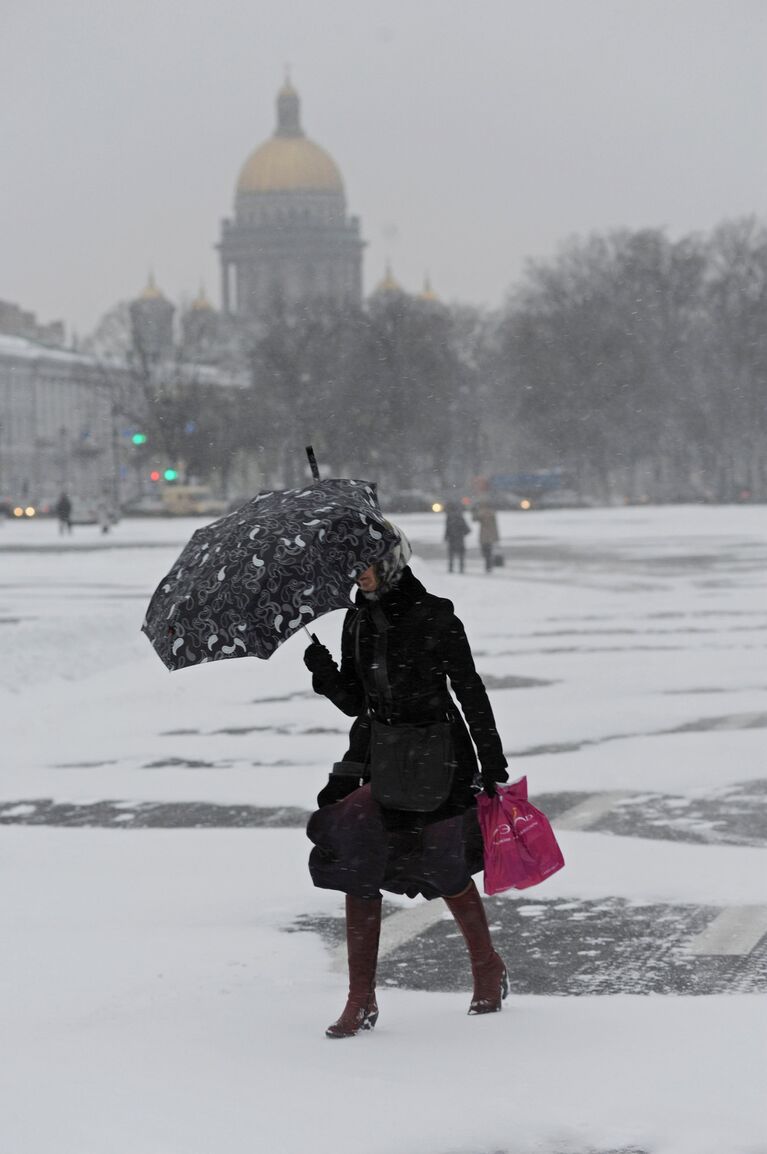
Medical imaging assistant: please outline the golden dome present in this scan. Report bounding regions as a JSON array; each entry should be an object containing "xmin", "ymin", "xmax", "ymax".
[
  {"xmin": 373, "ymin": 263, "xmax": 405, "ymax": 295},
  {"xmin": 236, "ymin": 80, "xmax": 344, "ymax": 195},
  {"xmin": 418, "ymin": 275, "xmax": 439, "ymax": 302},
  {"xmin": 139, "ymin": 272, "xmax": 165, "ymax": 301},
  {"xmin": 237, "ymin": 136, "xmax": 343, "ymax": 193},
  {"xmin": 190, "ymin": 285, "xmax": 213, "ymax": 311}
]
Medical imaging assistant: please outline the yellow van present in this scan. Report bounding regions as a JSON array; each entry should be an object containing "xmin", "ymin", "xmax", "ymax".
[{"xmin": 161, "ymin": 486, "xmax": 227, "ymax": 517}]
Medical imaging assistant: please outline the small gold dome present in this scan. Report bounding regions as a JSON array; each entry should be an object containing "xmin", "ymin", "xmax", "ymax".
[
  {"xmin": 190, "ymin": 285, "xmax": 213, "ymax": 311},
  {"xmin": 373, "ymin": 263, "xmax": 405, "ymax": 295},
  {"xmin": 237, "ymin": 136, "xmax": 343, "ymax": 194},
  {"xmin": 418, "ymin": 275, "xmax": 439, "ymax": 302},
  {"xmin": 139, "ymin": 272, "xmax": 165, "ymax": 301}
]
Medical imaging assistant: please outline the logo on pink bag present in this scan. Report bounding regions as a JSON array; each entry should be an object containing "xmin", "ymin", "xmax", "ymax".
[{"xmin": 491, "ymin": 822, "xmax": 513, "ymax": 846}]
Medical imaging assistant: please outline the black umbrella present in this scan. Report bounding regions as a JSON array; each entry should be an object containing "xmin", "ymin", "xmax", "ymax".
[{"xmin": 141, "ymin": 478, "xmax": 399, "ymax": 671}]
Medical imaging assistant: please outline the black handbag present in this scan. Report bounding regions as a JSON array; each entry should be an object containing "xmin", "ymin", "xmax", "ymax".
[
  {"xmin": 369, "ymin": 716, "xmax": 456, "ymax": 811},
  {"xmin": 357, "ymin": 605, "xmax": 457, "ymax": 812}
]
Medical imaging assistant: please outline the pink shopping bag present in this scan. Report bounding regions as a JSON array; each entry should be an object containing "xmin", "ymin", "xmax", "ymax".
[{"xmin": 476, "ymin": 777, "xmax": 565, "ymax": 895}]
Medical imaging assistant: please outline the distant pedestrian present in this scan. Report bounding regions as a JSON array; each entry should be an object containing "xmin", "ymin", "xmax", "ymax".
[
  {"xmin": 55, "ymin": 492, "xmax": 72, "ymax": 535},
  {"xmin": 97, "ymin": 501, "xmax": 114, "ymax": 535},
  {"xmin": 472, "ymin": 501, "xmax": 499, "ymax": 572},
  {"xmin": 444, "ymin": 501, "xmax": 470, "ymax": 572}
]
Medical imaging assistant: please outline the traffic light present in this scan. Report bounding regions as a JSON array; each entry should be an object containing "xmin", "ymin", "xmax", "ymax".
[
  {"xmin": 149, "ymin": 470, "xmax": 161, "ymax": 482},
  {"xmin": 131, "ymin": 432, "xmax": 147, "ymax": 445},
  {"xmin": 163, "ymin": 468, "xmax": 178, "ymax": 482}
]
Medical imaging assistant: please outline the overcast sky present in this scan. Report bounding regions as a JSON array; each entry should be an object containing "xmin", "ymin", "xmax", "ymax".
[{"xmin": 1, "ymin": 0, "xmax": 765, "ymax": 337}]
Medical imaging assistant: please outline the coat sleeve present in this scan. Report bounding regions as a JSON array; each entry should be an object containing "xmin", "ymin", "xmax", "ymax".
[
  {"xmin": 309, "ymin": 610, "xmax": 365, "ymax": 717},
  {"xmin": 438, "ymin": 609, "xmax": 508, "ymax": 774}
]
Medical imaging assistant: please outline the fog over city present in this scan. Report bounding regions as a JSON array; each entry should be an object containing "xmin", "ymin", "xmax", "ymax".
[
  {"xmin": 3, "ymin": 7, "xmax": 767, "ymax": 1153},
  {"xmin": 2, "ymin": 0, "xmax": 765, "ymax": 333}
]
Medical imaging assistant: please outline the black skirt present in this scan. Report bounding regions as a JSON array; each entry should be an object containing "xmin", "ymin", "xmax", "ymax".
[{"xmin": 306, "ymin": 784, "xmax": 484, "ymax": 901}]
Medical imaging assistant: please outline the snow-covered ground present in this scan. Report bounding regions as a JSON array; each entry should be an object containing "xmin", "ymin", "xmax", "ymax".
[{"xmin": 1, "ymin": 505, "xmax": 766, "ymax": 1154}]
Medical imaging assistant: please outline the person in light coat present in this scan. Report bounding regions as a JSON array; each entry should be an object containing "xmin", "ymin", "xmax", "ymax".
[{"xmin": 472, "ymin": 502, "xmax": 499, "ymax": 572}]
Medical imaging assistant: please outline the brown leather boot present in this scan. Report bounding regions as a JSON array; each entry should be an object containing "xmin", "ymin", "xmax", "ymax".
[
  {"xmin": 325, "ymin": 894, "xmax": 382, "ymax": 1038},
  {"xmin": 444, "ymin": 880, "xmax": 509, "ymax": 1014}
]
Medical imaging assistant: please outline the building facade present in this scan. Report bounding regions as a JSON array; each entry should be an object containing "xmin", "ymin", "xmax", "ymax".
[
  {"xmin": 0, "ymin": 335, "xmax": 123, "ymax": 509},
  {"xmin": 218, "ymin": 81, "xmax": 364, "ymax": 319},
  {"xmin": 0, "ymin": 299, "xmax": 65, "ymax": 347}
]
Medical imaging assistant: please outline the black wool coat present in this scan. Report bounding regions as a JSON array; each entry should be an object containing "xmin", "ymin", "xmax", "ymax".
[
  {"xmin": 310, "ymin": 567, "xmax": 508, "ymax": 821},
  {"xmin": 444, "ymin": 511, "xmax": 470, "ymax": 549}
]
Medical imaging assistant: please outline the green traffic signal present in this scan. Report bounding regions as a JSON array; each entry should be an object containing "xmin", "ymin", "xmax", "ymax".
[
  {"xmin": 131, "ymin": 432, "xmax": 147, "ymax": 445},
  {"xmin": 163, "ymin": 468, "xmax": 178, "ymax": 481}
]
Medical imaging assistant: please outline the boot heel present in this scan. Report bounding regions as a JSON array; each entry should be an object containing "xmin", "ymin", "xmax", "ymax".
[
  {"xmin": 468, "ymin": 956, "xmax": 508, "ymax": 1014},
  {"xmin": 325, "ymin": 997, "xmax": 379, "ymax": 1038},
  {"xmin": 361, "ymin": 1007, "xmax": 378, "ymax": 1031}
]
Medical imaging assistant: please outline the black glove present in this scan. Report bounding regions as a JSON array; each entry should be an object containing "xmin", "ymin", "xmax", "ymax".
[
  {"xmin": 316, "ymin": 762, "xmax": 364, "ymax": 808},
  {"xmin": 303, "ymin": 640, "xmax": 337, "ymax": 676},
  {"xmin": 480, "ymin": 761, "xmax": 509, "ymax": 798}
]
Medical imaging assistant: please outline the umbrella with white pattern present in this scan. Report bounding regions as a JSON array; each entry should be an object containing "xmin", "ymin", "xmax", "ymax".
[{"xmin": 141, "ymin": 478, "xmax": 399, "ymax": 671}]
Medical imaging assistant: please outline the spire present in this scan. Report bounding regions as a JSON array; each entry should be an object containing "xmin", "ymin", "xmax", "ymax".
[
  {"xmin": 191, "ymin": 283, "xmax": 212, "ymax": 311},
  {"xmin": 276, "ymin": 74, "xmax": 303, "ymax": 138},
  {"xmin": 139, "ymin": 270, "xmax": 164, "ymax": 301},
  {"xmin": 373, "ymin": 262, "xmax": 405, "ymax": 295},
  {"xmin": 418, "ymin": 275, "xmax": 439, "ymax": 302}
]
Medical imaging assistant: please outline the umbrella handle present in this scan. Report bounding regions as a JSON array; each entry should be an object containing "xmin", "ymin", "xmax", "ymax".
[{"xmin": 305, "ymin": 445, "xmax": 320, "ymax": 481}]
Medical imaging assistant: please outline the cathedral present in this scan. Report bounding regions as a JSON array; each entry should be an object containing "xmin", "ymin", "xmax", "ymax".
[
  {"xmin": 217, "ymin": 79, "xmax": 365, "ymax": 318},
  {"xmin": 129, "ymin": 78, "xmax": 435, "ymax": 345},
  {"xmin": 0, "ymin": 79, "xmax": 438, "ymax": 512}
]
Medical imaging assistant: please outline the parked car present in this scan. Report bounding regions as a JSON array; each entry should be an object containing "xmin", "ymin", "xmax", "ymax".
[
  {"xmin": 161, "ymin": 486, "xmax": 228, "ymax": 517},
  {"xmin": 537, "ymin": 489, "xmax": 594, "ymax": 509},
  {"xmin": 381, "ymin": 489, "xmax": 437, "ymax": 513},
  {"xmin": 1, "ymin": 498, "xmax": 39, "ymax": 519},
  {"xmin": 69, "ymin": 498, "xmax": 99, "ymax": 525},
  {"xmin": 122, "ymin": 495, "xmax": 166, "ymax": 517}
]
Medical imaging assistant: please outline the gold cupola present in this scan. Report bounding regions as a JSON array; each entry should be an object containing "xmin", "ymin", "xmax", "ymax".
[
  {"xmin": 190, "ymin": 284, "xmax": 213, "ymax": 311},
  {"xmin": 236, "ymin": 80, "xmax": 344, "ymax": 194},
  {"xmin": 373, "ymin": 263, "xmax": 405, "ymax": 296},
  {"xmin": 138, "ymin": 271, "xmax": 166, "ymax": 301},
  {"xmin": 418, "ymin": 275, "xmax": 439, "ymax": 302}
]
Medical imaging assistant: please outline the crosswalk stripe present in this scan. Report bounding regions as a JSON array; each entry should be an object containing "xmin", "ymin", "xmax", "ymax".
[
  {"xmin": 554, "ymin": 791, "xmax": 633, "ymax": 831},
  {"xmin": 327, "ymin": 896, "xmax": 767, "ymax": 976},
  {"xmin": 685, "ymin": 906, "xmax": 767, "ymax": 956}
]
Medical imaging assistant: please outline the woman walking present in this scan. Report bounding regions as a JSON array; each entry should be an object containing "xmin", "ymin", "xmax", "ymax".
[
  {"xmin": 304, "ymin": 531, "xmax": 509, "ymax": 1038},
  {"xmin": 472, "ymin": 501, "xmax": 499, "ymax": 572}
]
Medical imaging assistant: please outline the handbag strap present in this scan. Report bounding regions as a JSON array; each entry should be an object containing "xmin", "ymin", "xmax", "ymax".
[{"xmin": 354, "ymin": 604, "xmax": 394, "ymax": 721}]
